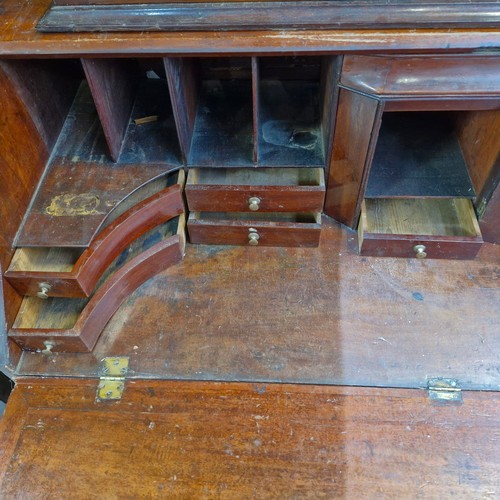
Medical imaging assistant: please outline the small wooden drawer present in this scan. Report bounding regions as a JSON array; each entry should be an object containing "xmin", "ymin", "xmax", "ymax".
[
  {"xmin": 5, "ymin": 172, "xmax": 185, "ymax": 299},
  {"xmin": 185, "ymin": 167, "xmax": 325, "ymax": 213},
  {"xmin": 358, "ymin": 198, "xmax": 483, "ymax": 259},
  {"xmin": 188, "ymin": 211, "xmax": 321, "ymax": 247},
  {"xmin": 9, "ymin": 214, "xmax": 186, "ymax": 353}
]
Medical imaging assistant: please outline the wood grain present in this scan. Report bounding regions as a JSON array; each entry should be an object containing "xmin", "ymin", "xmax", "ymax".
[
  {"xmin": 185, "ymin": 167, "xmax": 325, "ymax": 212},
  {"xmin": 9, "ymin": 224, "xmax": 186, "ymax": 352},
  {"xmin": 324, "ymin": 88, "xmax": 383, "ymax": 228},
  {"xmin": 82, "ymin": 58, "xmax": 139, "ymax": 161},
  {"xmin": 5, "ymin": 182, "xmax": 184, "ymax": 298},
  {"xmin": 1, "ymin": 379, "xmax": 500, "ymax": 498},
  {"xmin": 341, "ymin": 55, "xmax": 500, "ymax": 98},
  {"xmin": 36, "ymin": 1, "xmax": 500, "ymax": 32},
  {"xmin": 188, "ymin": 212, "xmax": 321, "ymax": 247}
]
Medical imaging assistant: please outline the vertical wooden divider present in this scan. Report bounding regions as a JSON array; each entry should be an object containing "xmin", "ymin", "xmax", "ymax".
[
  {"xmin": 251, "ymin": 56, "xmax": 260, "ymax": 166},
  {"xmin": 81, "ymin": 58, "xmax": 139, "ymax": 162},
  {"xmin": 320, "ymin": 56, "xmax": 342, "ymax": 173},
  {"xmin": 164, "ymin": 57, "xmax": 199, "ymax": 166},
  {"xmin": 324, "ymin": 89, "xmax": 384, "ymax": 228}
]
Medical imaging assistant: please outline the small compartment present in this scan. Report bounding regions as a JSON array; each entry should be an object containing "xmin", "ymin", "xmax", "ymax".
[
  {"xmin": 188, "ymin": 211, "xmax": 321, "ymax": 247},
  {"xmin": 256, "ymin": 56, "xmax": 337, "ymax": 167},
  {"xmin": 359, "ymin": 110, "xmax": 485, "ymax": 259},
  {"xmin": 186, "ymin": 167, "xmax": 325, "ymax": 212},
  {"xmin": 165, "ymin": 57, "xmax": 254, "ymax": 167},
  {"xmin": 365, "ymin": 112, "xmax": 476, "ymax": 198},
  {"xmin": 9, "ymin": 215, "xmax": 186, "ymax": 353},
  {"xmin": 6, "ymin": 171, "xmax": 185, "ymax": 298},
  {"xmin": 359, "ymin": 198, "xmax": 483, "ymax": 259},
  {"xmin": 73, "ymin": 58, "xmax": 181, "ymax": 164}
]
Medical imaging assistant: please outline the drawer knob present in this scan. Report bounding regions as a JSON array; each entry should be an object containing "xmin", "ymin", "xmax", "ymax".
[
  {"xmin": 413, "ymin": 245, "xmax": 427, "ymax": 259},
  {"xmin": 248, "ymin": 228, "xmax": 260, "ymax": 246},
  {"xmin": 37, "ymin": 282, "xmax": 52, "ymax": 300},
  {"xmin": 248, "ymin": 197, "xmax": 261, "ymax": 211}
]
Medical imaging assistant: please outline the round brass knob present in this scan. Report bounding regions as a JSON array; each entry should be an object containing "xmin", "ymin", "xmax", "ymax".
[
  {"xmin": 413, "ymin": 245, "xmax": 427, "ymax": 259},
  {"xmin": 248, "ymin": 229, "xmax": 260, "ymax": 246},
  {"xmin": 37, "ymin": 282, "xmax": 52, "ymax": 300},
  {"xmin": 248, "ymin": 197, "xmax": 261, "ymax": 211}
]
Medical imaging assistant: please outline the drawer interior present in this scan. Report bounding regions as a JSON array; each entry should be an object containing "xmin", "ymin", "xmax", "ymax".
[
  {"xmin": 192, "ymin": 212, "xmax": 320, "ymax": 224},
  {"xmin": 12, "ymin": 216, "xmax": 183, "ymax": 331},
  {"xmin": 361, "ymin": 198, "xmax": 481, "ymax": 237},
  {"xmin": 8, "ymin": 248, "xmax": 83, "ymax": 274},
  {"xmin": 188, "ymin": 167, "xmax": 324, "ymax": 187}
]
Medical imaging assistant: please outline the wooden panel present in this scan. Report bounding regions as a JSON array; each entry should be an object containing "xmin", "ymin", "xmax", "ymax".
[
  {"xmin": 457, "ymin": 109, "xmax": 500, "ymax": 197},
  {"xmin": 2, "ymin": 0, "xmax": 500, "ymax": 56},
  {"xmin": 188, "ymin": 212, "xmax": 321, "ymax": 247},
  {"xmin": 185, "ymin": 168, "xmax": 325, "ymax": 213},
  {"xmin": 359, "ymin": 199, "xmax": 483, "ymax": 260},
  {"xmin": 164, "ymin": 57, "xmax": 199, "ymax": 163},
  {"xmin": 320, "ymin": 55, "xmax": 341, "ymax": 167},
  {"xmin": 0, "ymin": 61, "xmax": 50, "ymax": 330},
  {"xmin": 6, "ymin": 182, "xmax": 185, "ymax": 298},
  {"xmin": 479, "ymin": 180, "xmax": 500, "ymax": 244},
  {"xmin": 341, "ymin": 55, "xmax": 500, "ymax": 97},
  {"xmin": 9, "ymin": 222, "xmax": 185, "ymax": 353},
  {"xmin": 0, "ymin": 59, "xmax": 80, "ymax": 151},
  {"xmin": 36, "ymin": 1, "xmax": 500, "ymax": 32},
  {"xmin": 82, "ymin": 58, "xmax": 139, "ymax": 162},
  {"xmin": 324, "ymin": 89, "xmax": 383, "ymax": 228},
  {"xmin": 13, "ymin": 216, "xmax": 500, "ymax": 388},
  {"xmin": 16, "ymin": 162, "xmax": 174, "ymax": 248},
  {"xmin": 2, "ymin": 379, "xmax": 500, "ymax": 498}
]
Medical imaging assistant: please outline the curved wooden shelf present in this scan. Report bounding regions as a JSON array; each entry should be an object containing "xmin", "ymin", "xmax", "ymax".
[
  {"xmin": 5, "ymin": 174, "xmax": 184, "ymax": 298},
  {"xmin": 9, "ymin": 215, "xmax": 186, "ymax": 353}
]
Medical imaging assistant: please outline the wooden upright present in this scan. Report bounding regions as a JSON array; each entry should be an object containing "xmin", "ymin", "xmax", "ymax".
[{"xmin": 0, "ymin": 0, "xmax": 499, "ymax": 496}]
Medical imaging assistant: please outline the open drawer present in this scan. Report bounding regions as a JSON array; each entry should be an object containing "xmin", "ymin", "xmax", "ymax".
[
  {"xmin": 185, "ymin": 167, "xmax": 325, "ymax": 213},
  {"xmin": 188, "ymin": 211, "xmax": 321, "ymax": 247},
  {"xmin": 358, "ymin": 198, "xmax": 483, "ymax": 259},
  {"xmin": 9, "ymin": 214, "xmax": 186, "ymax": 353},
  {"xmin": 5, "ymin": 171, "xmax": 185, "ymax": 298}
]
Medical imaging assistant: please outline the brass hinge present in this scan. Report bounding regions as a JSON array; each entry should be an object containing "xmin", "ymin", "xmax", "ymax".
[
  {"xmin": 96, "ymin": 357, "xmax": 129, "ymax": 401},
  {"xmin": 427, "ymin": 378, "xmax": 462, "ymax": 403}
]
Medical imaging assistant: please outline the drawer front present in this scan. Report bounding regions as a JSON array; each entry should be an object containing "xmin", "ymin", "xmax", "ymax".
[
  {"xmin": 186, "ymin": 185, "xmax": 325, "ymax": 213},
  {"xmin": 188, "ymin": 214, "xmax": 321, "ymax": 247},
  {"xmin": 359, "ymin": 235, "xmax": 483, "ymax": 260},
  {"xmin": 358, "ymin": 198, "xmax": 483, "ymax": 260},
  {"xmin": 185, "ymin": 167, "xmax": 325, "ymax": 213}
]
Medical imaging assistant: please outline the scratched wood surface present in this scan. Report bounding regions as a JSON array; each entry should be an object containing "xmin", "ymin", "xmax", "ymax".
[
  {"xmin": 16, "ymin": 217, "xmax": 500, "ymax": 391},
  {"xmin": 1, "ymin": 378, "xmax": 500, "ymax": 498},
  {"xmin": 1, "ymin": 0, "xmax": 500, "ymax": 57}
]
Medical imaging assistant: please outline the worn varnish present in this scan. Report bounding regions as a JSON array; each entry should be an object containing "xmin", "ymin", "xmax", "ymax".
[
  {"xmin": 1, "ymin": 378, "xmax": 500, "ymax": 497},
  {"xmin": 15, "ymin": 217, "xmax": 500, "ymax": 390}
]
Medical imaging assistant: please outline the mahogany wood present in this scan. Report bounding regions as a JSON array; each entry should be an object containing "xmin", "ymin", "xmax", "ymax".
[
  {"xmin": 479, "ymin": 181, "xmax": 500, "ymax": 243},
  {"xmin": 188, "ymin": 212, "xmax": 321, "ymax": 247},
  {"xmin": 324, "ymin": 88, "xmax": 383, "ymax": 227},
  {"xmin": 82, "ymin": 58, "xmax": 139, "ymax": 162},
  {"xmin": 1, "ymin": 0, "xmax": 500, "ymax": 57},
  {"xmin": 185, "ymin": 168, "xmax": 325, "ymax": 213},
  {"xmin": 5, "ymin": 183, "xmax": 184, "ymax": 298},
  {"xmin": 341, "ymin": 55, "xmax": 500, "ymax": 98},
  {"xmin": 0, "ymin": 61, "xmax": 52, "ymax": 336},
  {"xmin": 14, "ymin": 216, "xmax": 500, "ymax": 388},
  {"xmin": 251, "ymin": 56, "xmax": 259, "ymax": 164},
  {"xmin": 9, "ymin": 227, "xmax": 185, "ymax": 353},
  {"xmin": 37, "ymin": 1, "xmax": 500, "ymax": 32},
  {"xmin": 16, "ymin": 163, "xmax": 176, "ymax": 248},
  {"xmin": 164, "ymin": 57, "xmax": 199, "ymax": 164},
  {"xmin": 2, "ymin": 379, "xmax": 500, "ymax": 498}
]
